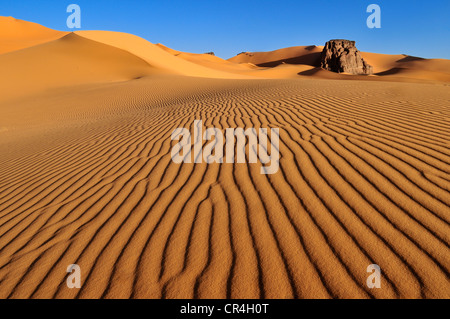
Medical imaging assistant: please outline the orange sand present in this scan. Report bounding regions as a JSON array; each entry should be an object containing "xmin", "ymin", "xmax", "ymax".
[{"xmin": 0, "ymin": 17, "xmax": 449, "ymax": 299}]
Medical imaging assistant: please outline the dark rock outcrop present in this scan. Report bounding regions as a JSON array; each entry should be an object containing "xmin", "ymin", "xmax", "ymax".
[
  {"xmin": 320, "ymin": 39, "xmax": 373, "ymax": 75},
  {"xmin": 204, "ymin": 52, "xmax": 215, "ymax": 56}
]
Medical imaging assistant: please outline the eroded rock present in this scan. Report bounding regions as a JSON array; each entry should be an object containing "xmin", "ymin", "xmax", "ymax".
[{"xmin": 320, "ymin": 39, "xmax": 373, "ymax": 75}]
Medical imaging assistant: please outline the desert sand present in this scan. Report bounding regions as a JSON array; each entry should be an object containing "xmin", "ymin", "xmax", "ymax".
[
  {"xmin": 0, "ymin": 17, "xmax": 68, "ymax": 54},
  {"xmin": 0, "ymin": 17, "xmax": 449, "ymax": 299}
]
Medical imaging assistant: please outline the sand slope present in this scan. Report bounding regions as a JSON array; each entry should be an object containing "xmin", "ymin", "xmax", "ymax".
[
  {"xmin": 154, "ymin": 44, "xmax": 338, "ymax": 79},
  {"xmin": 0, "ymin": 33, "xmax": 158, "ymax": 102},
  {"xmin": 1, "ymin": 75, "xmax": 449, "ymax": 299},
  {"xmin": 75, "ymin": 31, "xmax": 252, "ymax": 79},
  {"xmin": 0, "ymin": 17, "xmax": 68, "ymax": 54},
  {"xmin": 228, "ymin": 45, "xmax": 324, "ymax": 67},
  {"xmin": 362, "ymin": 53, "xmax": 450, "ymax": 81},
  {"xmin": 156, "ymin": 43, "xmax": 259, "ymax": 73}
]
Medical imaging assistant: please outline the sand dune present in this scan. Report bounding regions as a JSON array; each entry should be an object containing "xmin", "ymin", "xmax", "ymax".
[
  {"xmin": 156, "ymin": 43, "xmax": 259, "ymax": 72},
  {"xmin": 228, "ymin": 45, "xmax": 324, "ymax": 67},
  {"xmin": 154, "ymin": 44, "xmax": 352, "ymax": 79},
  {"xmin": 375, "ymin": 67, "xmax": 450, "ymax": 82},
  {"xmin": 0, "ymin": 33, "xmax": 158, "ymax": 102},
  {"xmin": 228, "ymin": 45, "xmax": 450, "ymax": 83},
  {"xmin": 361, "ymin": 53, "xmax": 450, "ymax": 81},
  {"xmin": 0, "ymin": 17, "xmax": 68, "ymax": 54},
  {"xmin": 75, "ymin": 31, "xmax": 252, "ymax": 79},
  {"xmin": 361, "ymin": 53, "xmax": 450, "ymax": 73},
  {"xmin": 0, "ymin": 18, "xmax": 449, "ymax": 299},
  {"xmin": 156, "ymin": 43, "xmax": 321, "ymax": 79}
]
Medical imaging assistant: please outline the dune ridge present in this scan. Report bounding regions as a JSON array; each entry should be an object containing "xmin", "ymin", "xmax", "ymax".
[
  {"xmin": 0, "ymin": 16, "xmax": 68, "ymax": 54},
  {"xmin": 0, "ymin": 32, "xmax": 160, "ymax": 102},
  {"xmin": 74, "ymin": 31, "xmax": 253, "ymax": 79},
  {"xmin": 228, "ymin": 45, "xmax": 324, "ymax": 67}
]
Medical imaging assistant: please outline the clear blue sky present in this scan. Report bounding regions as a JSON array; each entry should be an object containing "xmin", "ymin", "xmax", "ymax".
[{"xmin": 1, "ymin": 0, "xmax": 449, "ymax": 59}]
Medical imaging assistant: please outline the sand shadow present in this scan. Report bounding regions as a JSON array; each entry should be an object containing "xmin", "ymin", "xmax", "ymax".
[{"xmin": 257, "ymin": 52, "xmax": 322, "ymax": 68}]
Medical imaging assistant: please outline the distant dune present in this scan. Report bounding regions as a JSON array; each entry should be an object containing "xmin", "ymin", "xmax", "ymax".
[
  {"xmin": 156, "ymin": 43, "xmax": 259, "ymax": 74},
  {"xmin": 227, "ymin": 45, "xmax": 450, "ymax": 83},
  {"xmin": 0, "ymin": 17, "xmax": 449, "ymax": 299},
  {"xmin": 228, "ymin": 45, "xmax": 324, "ymax": 67},
  {"xmin": 75, "ymin": 31, "xmax": 252, "ymax": 79}
]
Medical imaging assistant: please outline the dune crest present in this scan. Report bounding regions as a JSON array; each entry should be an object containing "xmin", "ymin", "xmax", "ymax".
[
  {"xmin": 0, "ymin": 32, "xmax": 159, "ymax": 102},
  {"xmin": 228, "ymin": 45, "xmax": 324, "ymax": 67},
  {"xmin": 0, "ymin": 16, "xmax": 68, "ymax": 54},
  {"xmin": 75, "ymin": 31, "xmax": 252, "ymax": 79}
]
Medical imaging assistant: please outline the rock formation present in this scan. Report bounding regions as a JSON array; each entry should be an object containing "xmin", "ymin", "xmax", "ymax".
[{"xmin": 320, "ymin": 39, "xmax": 373, "ymax": 75}]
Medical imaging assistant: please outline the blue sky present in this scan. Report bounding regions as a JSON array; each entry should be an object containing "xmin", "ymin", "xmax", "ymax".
[{"xmin": 1, "ymin": 0, "xmax": 449, "ymax": 59}]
